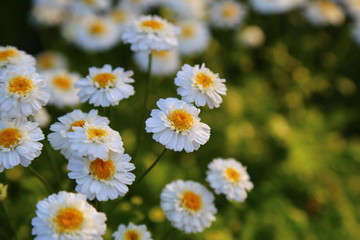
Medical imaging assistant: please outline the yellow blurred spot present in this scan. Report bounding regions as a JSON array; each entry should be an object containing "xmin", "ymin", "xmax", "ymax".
[
  {"xmin": 0, "ymin": 184, "xmax": 8, "ymax": 201},
  {"xmin": 131, "ymin": 196, "xmax": 143, "ymax": 205},
  {"xmin": 337, "ymin": 78, "xmax": 356, "ymax": 96},
  {"xmin": 148, "ymin": 206, "xmax": 165, "ymax": 222}
]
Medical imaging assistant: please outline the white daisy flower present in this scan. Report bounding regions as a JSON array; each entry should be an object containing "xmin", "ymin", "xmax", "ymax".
[
  {"xmin": 43, "ymin": 69, "xmax": 80, "ymax": 108},
  {"xmin": 109, "ymin": 5, "xmax": 137, "ymax": 31},
  {"xmin": 69, "ymin": 0, "xmax": 111, "ymax": 14},
  {"xmin": 133, "ymin": 49, "xmax": 180, "ymax": 76},
  {"xmin": 31, "ymin": 0, "xmax": 69, "ymax": 26},
  {"xmin": 121, "ymin": 15, "xmax": 180, "ymax": 53},
  {"xmin": 31, "ymin": 191, "xmax": 106, "ymax": 240},
  {"xmin": 177, "ymin": 20, "xmax": 210, "ymax": 56},
  {"xmin": 68, "ymin": 151, "xmax": 135, "ymax": 201},
  {"xmin": 113, "ymin": 222, "xmax": 153, "ymax": 240},
  {"xmin": 0, "ymin": 67, "xmax": 50, "ymax": 118},
  {"xmin": 209, "ymin": 0, "xmax": 246, "ymax": 29},
  {"xmin": 237, "ymin": 25, "xmax": 265, "ymax": 48},
  {"xmin": 304, "ymin": 0, "xmax": 345, "ymax": 27},
  {"xmin": 0, "ymin": 118, "xmax": 44, "ymax": 172},
  {"xmin": 250, "ymin": 0, "xmax": 305, "ymax": 15},
  {"xmin": 145, "ymin": 98, "xmax": 210, "ymax": 152},
  {"xmin": 68, "ymin": 122, "xmax": 124, "ymax": 159},
  {"xmin": 48, "ymin": 109, "xmax": 109, "ymax": 159},
  {"xmin": 0, "ymin": 46, "xmax": 35, "ymax": 69},
  {"xmin": 76, "ymin": 64, "xmax": 135, "ymax": 107},
  {"xmin": 34, "ymin": 107, "xmax": 51, "ymax": 128},
  {"xmin": 174, "ymin": 64, "xmax": 227, "ymax": 109},
  {"xmin": 160, "ymin": 180, "xmax": 217, "ymax": 233},
  {"xmin": 163, "ymin": 0, "xmax": 207, "ymax": 20},
  {"xmin": 206, "ymin": 158, "xmax": 253, "ymax": 202},
  {"xmin": 36, "ymin": 51, "xmax": 67, "ymax": 72}
]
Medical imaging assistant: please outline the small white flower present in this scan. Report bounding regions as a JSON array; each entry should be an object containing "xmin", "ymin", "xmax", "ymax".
[
  {"xmin": 177, "ymin": 20, "xmax": 210, "ymax": 56},
  {"xmin": 175, "ymin": 63, "xmax": 227, "ymax": 109},
  {"xmin": 68, "ymin": 122, "xmax": 124, "ymax": 159},
  {"xmin": 160, "ymin": 180, "xmax": 217, "ymax": 233},
  {"xmin": 30, "ymin": 0, "xmax": 69, "ymax": 26},
  {"xmin": 0, "ymin": 118, "xmax": 44, "ymax": 172},
  {"xmin": 43, "ymin": 69, "xmax": 80, "ymax": 108},
  {"xmin": 109, "ymin": 5, "xmax": 137, "ymax": 31},
  {"xmin": 122, "ymin": 15, "xmax": 180, "ymax": 53},
  {"xmin": 237, "ymin": 25, "xmax": 265, "ymax": 48},
  {"xmin": 76, "ymin": 64, "xmax": 135, "ymax": 107},
  {"xmin": 48, "ymin": 109, "xmax": 109, "ymax": 159},
  {"xmin": 145, "ymin": 98, "xmax": 210, "ymax": 152},
  {"xmin": 36, "ymin": 51, "xmax": 67, "ymax": 72},
  {"xmin": 113, "ymin": 222, "xmax": 153, "ymax": 240},
  {"xmin": 210, "ymin": 0, "xmax": 246, "ymax": 29},
  {"xmin": 0, "ymin": 46, "xmax": 35, "ymax": 69},
  {"xmin": 31, "ymin": 191, "xmax": 106, "ymax": 240},
  {"xmin": 163, "ymin": 0, "xmax": 207, "ymax": 20},
  {"xmin": 207, "ymin": 158, "xmax": 253, "ymax": 202},
  {"xmin": 250, "ymin": 0, "xmax": 305, "ymax": 15},
  {"xmin": 304, "ymin": 0, "xmax": 345, "ymax": 27},
  {"xmin": 0, "ymin": 67, "xmax": 50, "ymax": 117},
  {"xmin": 134, "ymin": 49, "xmax": 180, "ymax": 76},
  {"xmin": 68, "ymin": 151, "xmax": 135, "ymax": 201}
]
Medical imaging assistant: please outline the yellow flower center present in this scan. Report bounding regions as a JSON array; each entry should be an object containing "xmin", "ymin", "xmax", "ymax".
[
  {"xmin": 181, "ymin": 191, "xmax": 202, "ymax": 212},
  {"xmin": 225, "ymin": 167, "xmax": 241, "ymax": 183},
  {"xmin": 89, "ymin": 21, "xmax": 106, "ymax": 35},
  {"xmin": 151, "ymin": 50, "xmax": 169, "ymax": 57},
  {"xmin": 168, "ymin": 110, "xmax": 194, "ymax": 132},
  {"xmin": 87, "ymin": 127, "xmax": 108, "ymax": 141},
  {"xmin": 8, "ymin": 76, "xmax": 34, "ymax": 96},
  {"xmin": 53, "ymin": 207, "xmax": 84, "ymax": 234},
  {"xmin": 222, "ymin": 3, "xmax": 239, "ymax": 19},
  {"xmin": 68, "ymin": 120, "xmax": 86, "ymax": 132},
  {"xmin": 194, "ymin": 72, "xmax": 213, "ymax": 88},
  {"xmin": 93, "ymin": 73, "xmax": 116, "ymax": 88},
  {"xmin": 111, "ymin": 10, "xmax": 126, "ymax": 23},
  {"xmin": 52, "ymin": 75, "xmax": 73, "ymax": 91},
  {"xmin": 124, "ymin": 230, "xmax": 140, "ymax": 240},
  {"xmin": 0, "ymin": 49, "xmax": 17, "ymax": 61},
  {"xmin": 181, "ymin": 25, "xmax": 195, "ymax": 38},
  {"xmin": 0, "ymin": 128, "xmax": 22, "ymax": 148},
  {"xmin": 37, "ymin": 53, "xmax": 55, "ymax": 70},
  {"xmin": 90, "ymin": 158, "xmax": 116, "ymax": 180},
  {"xmin": 141, "ymin": 19, "xmax": 164, "ymax": 30}
]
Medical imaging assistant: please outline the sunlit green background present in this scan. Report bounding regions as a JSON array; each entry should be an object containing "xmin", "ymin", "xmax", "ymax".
[{"xmin": 1, "ymin": 1, "xmax": 360, "ymax": 240}]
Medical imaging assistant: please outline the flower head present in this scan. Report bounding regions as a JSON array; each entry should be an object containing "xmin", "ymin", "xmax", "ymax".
[
  {"xmin": 0, "ymin": 46, "xmax": 35, "ymax": 69},
  {"xmin": 36, "ymin": 51, "xmax": 67, "ymax": 72},
  {"xmin": 113, "ymin": 222, "xmax": 153, "ymax": 240},
  {"xmin": 177, "ymin": 20, "xmax": 210, "ymax": 56},
  {"xmin": 304, "ymin": 0, "xmax": 345, "ymax": 26},
  {"xmin": 210, "ymin": 1, "xmax": 246, "ymax": 29}
]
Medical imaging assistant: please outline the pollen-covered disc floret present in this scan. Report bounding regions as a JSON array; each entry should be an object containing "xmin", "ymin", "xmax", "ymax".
[
  {"xmin": 206, "ymin": 158, "xmax": 253, "ymax": 202},
  {"xmin": 0, "ymin": 118, "xmax": 44, "ymax": 172},
  {"xmin": 121, "ymin": 15, "xmax": 180, "ymax": 53},
  {"xmin": 68, "ymin": 151, "xmax": 135, "ymax": 201},
  {"xmin": 31, "ymin": 191, "xmax": 106, "ymax": 240},
  {"xmin": 76, "ymin": 64, "xmax": 135, "ymax": 107},
  {"xmin": 175, "ymin": 64, "xmax": 227, "ymax": 109},
  {"xmin": 113, "ymin": 222, "xmax": 153, "ymax": 240},
  {"xmin": 0, "ymin": 46, "xmax": 35, "ymax": 69},
  {"xmin": 48, "ymin": 109, "xmax": 109, "ymax": 159},
  {"xmin": 160, "ymin": 180, "xmax": 217, "ymax": 233},
  {"xmin": 210, "ymin": 0, "xmax": 246, "ymax": 29},
  {"xmin": 145, "ymin": 98, "xmax": 210, "ymax": 152},
  {"xmin": 67, "ymin": 122, "xmax": 124, "ymax": 159},
  {"xmin": 0, "ymin": 67, "xmax": 50, "ymax": 117}
]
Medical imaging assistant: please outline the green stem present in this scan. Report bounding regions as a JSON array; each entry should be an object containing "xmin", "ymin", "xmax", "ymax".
[
  {"xmin": 43, "ymin": 141, "xmax": 61, "ymax": 188},
  {"xmin": 28, "ymin": 166, "xmax": 54, "ymax": 193},
  {"xmin": 1, "ymin": 201, "xmax": 18, "ymax": 240}
]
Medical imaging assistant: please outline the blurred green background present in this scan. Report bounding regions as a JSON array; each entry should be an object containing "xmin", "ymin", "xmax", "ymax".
[{"xmin": 1, "ymin": 1, "xmax": 360, "ymax": 240}]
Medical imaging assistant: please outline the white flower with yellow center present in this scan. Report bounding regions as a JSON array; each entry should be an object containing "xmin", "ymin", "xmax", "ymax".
[
  {"xmin": 163, "ymin": 0, "xmax": 207, "ymax": 20},
  {"xmin": 48, "ymin": 109, "xmax": 109, "ymax": 159},
  {"xmin": 177, "ymin": 20, "xmax": 210, "ymax": 56},
  {"xmin": 250, "ymin": 0, "xmax": 305, "ymax": 15},
  {"xmin": 121, "ymin": 15, "xmax": 180, "ymax": 53},
  {"xmin": 36, "ymin": 51, "xmax": 67, "ymax": 72},
  {"xmin": 109, "ymin": 5, "xmax": 137, "ymax": 31},
  {"xmin": 145, "ymin": 98, "xmax": 210, "ymax": 152},
  {"xmin": 31, "ymin": 0, "xmax": 69, "ymax": 26},
  {"xmin": 160, "ymin": 180, "xmax": 217, "ymax": 233},
  {"xmin": 0, "ymin": 67, "xmax": 50, "ymax": 117},
  {"xmin": 113, "ymin": 222, "xmax": 153, "ymax": 240},
  {"xmin": 175, "ymin": 64, "xmax": 227, "ymax": 109},
  {"xmin": 0, "ymin": 118, "xmax": 44, "ymax": 172},
  {"xmin": 76, "ymin": 64, "xmax": 135, "ymax": 107},
  {"xmin": 237, "ymin": 25, "xmax": 265, "ymax": 48},
  {"xmin": 134, "ymin": 49, "xmax": 180, "ymax": 76},
  {"xmin": 68, "ymin": 122, "xmax": 124, "ymax": 159},
  {"xmin": 68, "ymin": 151, "xmax": 135, "ymax": 201},
  {"xmin": 43, "ymin": 69, "xmax": 80, "ymax": 108},
  {"xmin": 0, "ymin": 46, "xmax": 35, "ymax": 68},
  {"xmin": 304, "ymin": 0, "xmax": 345, "ymax": 26},
  {"xmin": 210, "ymin": 1, "xmax": 246, "ymax": 29},
  {"xmin": 31, "ymin": 191, "xmax": 106, "ymax": 240},
  {"xmin": 206, "ymin": 158, "xmax": 253, "ymax": 202}
]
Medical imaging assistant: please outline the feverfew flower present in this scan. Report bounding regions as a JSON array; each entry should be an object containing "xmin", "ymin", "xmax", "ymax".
[
  {"xmin": 109, "ymin": 5, "xmax": 137, "ymax": 31},
  {"xmin": 210, "ymin": 0, "xmax": 246, "ymax": 29},
  {"xmin": 0, "ymin": 46, "xmax": 35, "ymax": 69},
  {"xmin": 304, "ymin": 0, "xmax": 345, "ymax": 27},
  {"xmin": 113, "ymin": 222, "xmax": 153, "ymax": 240},
  {"xmin": 31, "ymin": 0, "xmax": 69, "ymax": 26},
  {"xmin": 0, "ymin": 67, "xmax": 50, "ymax": 117},
  {"xmin": 68, "ymin": 122, "xmax": 124, "ymax": 159},
  {"xmin": 36, "ymin": 51, "xmax": 67, "ymax": 72},
  {"xmin": 250, "ymin": 0, "xmax": 305, "ymax": 15},
  {"xmin": 237, "ymin": 25, "xmax": 265, "ymax": 48},
  {"xmin": 122, "ymin": 15, "xmax": 180, "ymax": 53},
  {"xmin": 160, "ymin": 180, "xmax": 217, "ymax": 233},
  {"xmin": 163, "ymin": 0, "xmax": 207, "ymax": 20},
  {"xmin": 43, "ymin": 69, "xmax": 80, "ymax": 108},
  {"xmin": 48, "ymin": 109, "xmax": 109, "ymax": 159},
  {"xmin": 177, "ymin": 20, "xmax": 210, "ymax": 56},
  {"xmin": 76, "ymin": 64, "xmax": 135, "ymax": 107},
  {"xmin": 175, "ymin": 64, "xmax": 227, "ymax": 109},
  {"xmin": 0, "ymin": 118, "xmax": 44, "ymax": 172},
  {"xmin": 206, "ymin": 158, "xmax": 253, "ymax": 202},
  {"xmin": 68, "ymin": 151, "xmax": 135, "ymax": 201},
  {"xmin": 134, "ymin": 49, "xmax": 180, "ymax": 76},
  {"xmin": 31, "ymin": 191, "xmax": 106, "ymax": 240},
  {"xmin": 145, "ymin": 98, "xmax": 210, "ymax": 152}
]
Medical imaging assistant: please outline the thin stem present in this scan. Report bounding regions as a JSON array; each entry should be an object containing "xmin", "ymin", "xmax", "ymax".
[
  {"xmin": 1, "ymin": 201, "xmax": 18, "ymax": 240},
  {"xmin": 43, "ymin": 141, "xmax": 61, "ymax": 188},
  {"xmin": 28, "ymin": 166, "xmax": 54, "ymax": 193}
]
